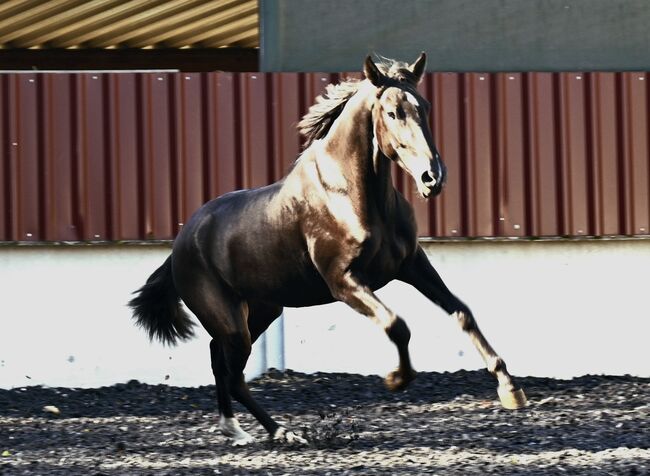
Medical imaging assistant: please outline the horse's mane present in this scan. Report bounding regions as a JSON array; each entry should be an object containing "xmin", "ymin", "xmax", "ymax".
[
  {"xmin": 297, "ymin": 79, "xmax": 362, "ymax": 148},
  {"xmin": 298, "ymin": 56, "xmax": 412, "ymax": 148}
]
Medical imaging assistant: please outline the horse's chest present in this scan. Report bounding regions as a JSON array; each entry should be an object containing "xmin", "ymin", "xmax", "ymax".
[{"xmin": 362, "ymin": 234, "xmax": 411, "ymax": 285}]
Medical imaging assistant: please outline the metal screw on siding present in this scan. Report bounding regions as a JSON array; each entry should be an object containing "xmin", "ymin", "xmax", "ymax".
[
  {"xmin": 577, "ymin": 229, "xmax": 584, "ymax": 234},
  {"xmin": 11, "ymin": 142, "xmax": 17, "ymax": 146},
  {"xmin": 157, "ymin": 77, "xmax": 164, "ymax": 81},
  {"xmin": 508, "ymin": 76, "xmax": 515, "ymax": 80},
  {"xmin": 451, "ymin": 229, "xmax": 458, "ymax": 234},
  {"xmin": 185, "ymin": 76, "xmax": 191, "ymax": 80},
  {"xmin": 92, "ymin": 76, "xmax": 98, "ymax": 80},
  {"xmin": 479, "ymin": 76, "xmax": 485, "ymax": 81},
  {"xmin": 640, "ymin": 227, "xmax": 646, "ymax": 232},
  {"xmin": 178, "ymin": 223, "xmax": 184, "ymax": 227},
  {"xmin": 513, "ymin": 224, "xmax": 521, "ymax": 230},
  {"xmin": 28, "ymin": 78, "xmax": 34, "ymax": 83},
  {"xmin": 94, "ymin": 234, "xmax": 100, "ymax": 238},
  {"xmin": 251, "ymin": 75, "xmax": 257, "ymax": 79},
  {"xmin": 640, "ymin": 77, "xmax": 645, "ymax": 81},
  {"xmin": 576, "ymin": 75, "xmax": 582, "ymax": 80},
  {"xmin": 26, "ymin": 233, "xmax": 32, "ymax": 237},
  {"xmin": 321, "ymin": 78, "xmax": 327, "ymax": 82},
  {"xmin": 499, "ymin": 217, "xmax": 505, "ymax": 221}
]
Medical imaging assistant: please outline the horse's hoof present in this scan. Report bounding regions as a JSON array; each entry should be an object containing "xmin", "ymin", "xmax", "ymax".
[
  {"xmin": 384, "ymin": 369, "xmax": 416, "ymax": 392},
  {"xmin": 231, "ymin": 433, "xmax": 256, "ymax": 446},
  {"xmin": 273, "ymin": 427, "xmax": 308, "ymax": 445},
  {"xmin": 219, "ymin": 416, "xmax": 255, "ymax": 446},
  {"xmin": 498, "ymin": 386, "xmax": 527, "ymax": 410}
]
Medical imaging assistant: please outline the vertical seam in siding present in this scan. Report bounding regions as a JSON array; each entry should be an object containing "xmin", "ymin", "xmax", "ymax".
[
  {"xmin": 265, "ymin": 74, "xmax": 276, "ymax": 184},
  {"xmin": 552, "ymin": 74, "xmax": 565, "ymax": 236},
  {"xmin": 521, "ymin": 72, "xmax": 533, "ymax": 237},
  {"xmin": 490, "ymin": 74, "xmax": 500, "ymax": 236},
  {"xmin": 35, "ymin": 75, "xmax": 46, "ymax": 240},
  {"xmin": 112, "ymin": 75, "xmax": 122, "ymax": 240},
  {"xmin": 167, "ymin": 74, "xmax": 179, "ymax": 238},
  {"xmin": 102, "ymin": 75, "xmax": 114, "ymax": 240},
  {"xmin": 200, "ymin": 73, "xmax": 211, "ymax": 204},
  {"xmin": 79, "ymin": 76, "xmax": 89, "ymax": 239},
  {"xmin": 45, "ymin": 75, "xmax": 54, "ymax": 240},
  {"xmin": 645, "ymin": 74, "xmax": 650, "ymax": 232},
  {"xmin": 457, "ymin": 73, "xmax": 469, "ymax": 236},
  {"xmin": 560, "ymin": 74, "xmax": 573, "ymax": 236},
  {"xmin": 233, "ymin": 74, "xmax": 243, "ymax": 189},
  {"xmin": 135, "ymin": 74, "xmax": 146, "ymax": 238},
  {"xmin": 14, "ymin": 76, "xmax": 22, "ymax": 240},
  {"xmin": 614, "ymin": 73, "xmax": 627, "ymax": 235},
  {"xmin": 2, "ymin": 76, "xmax": 12, "ymax": 240},
  {"xmin": 584, "ymin": 73, "xmax": 597, "ymax": 236},
  {"xmin": 69, "ymin": 75, "xmax": 82, "ymax": 239}
]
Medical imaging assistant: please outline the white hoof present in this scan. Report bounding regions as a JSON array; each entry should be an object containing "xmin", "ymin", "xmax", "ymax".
[
  {"xmin": 497, "ymin": 386, "xmax": 528, "ymax": 410},
  {"xmin": 273, "ymin": 426, "xmax": 308, "ymax": 445},
  {"xmin": 219, "ymin": 416, "xmax": 255, "ymax": 446},
  {"xmin": 231, "ymin": 433, "xmax": 256, "ymax": 446}
]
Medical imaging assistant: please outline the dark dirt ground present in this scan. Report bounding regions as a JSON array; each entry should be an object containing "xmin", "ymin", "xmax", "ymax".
[{"xmin": 1, "ymin": 369, "xmax": 649, "ymax": 475}]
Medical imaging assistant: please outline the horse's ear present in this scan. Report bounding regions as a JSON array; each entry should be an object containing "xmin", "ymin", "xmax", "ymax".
[
  {"xmin": 364, "ymin": 55, "xmax": 384, "ymax": 87},
  {"xmin": 409, "ymin": 52, "xmax": 427, "ymax": 84}
]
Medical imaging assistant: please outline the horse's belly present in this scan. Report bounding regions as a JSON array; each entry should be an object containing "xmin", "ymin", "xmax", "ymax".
[{"xmin": 227, "ymin": 250, "xmax": 336, "ymax": 308}]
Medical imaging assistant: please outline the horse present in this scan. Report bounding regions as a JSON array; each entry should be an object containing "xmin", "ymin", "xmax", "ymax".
[{"xmin": 129, "ymin": 53, "xmax": 527, "ymax": 446}]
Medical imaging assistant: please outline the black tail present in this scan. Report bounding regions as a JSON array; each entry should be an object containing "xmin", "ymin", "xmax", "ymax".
[{"xmin": 128, "ymin": 255, "xmax": 196, "ymax": 346}]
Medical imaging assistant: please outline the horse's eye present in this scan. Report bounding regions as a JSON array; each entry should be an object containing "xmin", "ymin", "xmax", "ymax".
[{"xmin": 387, "ymin": 111, "xmax": 396, "ymax": 119}]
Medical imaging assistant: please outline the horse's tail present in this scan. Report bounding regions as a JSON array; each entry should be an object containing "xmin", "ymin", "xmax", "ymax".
[{"xmin": 128, "ymin": 255, "xmax": 196, "ymax": 346}]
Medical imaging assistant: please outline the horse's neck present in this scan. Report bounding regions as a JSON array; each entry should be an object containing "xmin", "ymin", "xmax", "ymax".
[{"xmin": 318, "ymin": 89, "xmax": 397, "ymax": 218}]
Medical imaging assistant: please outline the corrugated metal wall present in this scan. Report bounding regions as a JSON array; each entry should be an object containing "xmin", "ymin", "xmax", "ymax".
[{"xmin": 1, "ymin": 71, "xmax": 649, "ymax": 242}]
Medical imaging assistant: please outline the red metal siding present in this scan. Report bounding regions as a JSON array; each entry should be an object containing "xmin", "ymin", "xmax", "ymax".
[{"xmin": 1, "ymin": 71, "xmax": 649, "ymax": 242}]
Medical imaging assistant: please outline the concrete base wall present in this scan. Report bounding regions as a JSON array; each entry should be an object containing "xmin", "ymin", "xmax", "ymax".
[
  {"xmin": 1, "ymin": 240, "xmax": 648, "ymax": 389},
  {"xmin": 0, "ymin": 246, "xmax": 282, "ymax": 389},
  {"xmin": 284, "ymin": 240, "xmax": 650, "ymax": 379}
]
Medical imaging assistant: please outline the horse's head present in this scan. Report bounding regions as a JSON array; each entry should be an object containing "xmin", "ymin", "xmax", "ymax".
[{"xmin": 365, "ymin": 53, "xmax": 446, "ymax": 198}]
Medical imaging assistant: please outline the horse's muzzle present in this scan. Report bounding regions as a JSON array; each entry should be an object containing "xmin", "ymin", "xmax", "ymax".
[{"xmin": 419, "ymin": 167, "xmax": 445, "ymax": 198}]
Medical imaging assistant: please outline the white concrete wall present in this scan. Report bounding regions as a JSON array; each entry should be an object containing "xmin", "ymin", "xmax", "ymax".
[
  {"xmin": 0, "ymin": 245, "xmax": 281, "ymax": 389},
  {"xmin": 284, "ymin": 240, "xmax": 650, "ymax": 379},
  {"xmin": 1, "ymin": 240, "xmax": 648, "ymax": 389}
]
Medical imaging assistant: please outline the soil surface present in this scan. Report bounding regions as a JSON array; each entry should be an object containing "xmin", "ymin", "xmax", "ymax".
[{"xmin": 1, "ymin": 369, "xmax": 649, "ymax": 475}]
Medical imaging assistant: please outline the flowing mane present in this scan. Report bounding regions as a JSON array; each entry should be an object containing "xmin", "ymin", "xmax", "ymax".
[
  {"xmin": 297, "ymin": 56, "xmax": 417, "ymax": 148},
  {"xmin": 297, "ymin": 79, "xmax": 362, "ymax": 148}
]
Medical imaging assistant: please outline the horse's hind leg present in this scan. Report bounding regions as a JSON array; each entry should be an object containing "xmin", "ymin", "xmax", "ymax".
[
  {"xmin": 209, "ymin": 339, "xmax": 254, "ymax": 445},
  {"xmin": 210, "ymin": 300, "xmax": 304, "ymax": 444},
  {"xmin": 177, "ymin": 274, "xmax": 260, "ymax": 445},
  {"xmin": 229, "ymin": 302, "xmax": 306, "ymax": 443},
  {"xmin": 398, "ymin": 247, "xmax": 527, "ymax": 409}
]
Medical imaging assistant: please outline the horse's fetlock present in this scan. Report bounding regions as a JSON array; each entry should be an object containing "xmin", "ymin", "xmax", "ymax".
[
  {"xmin": 386, "ymin": 317, "xmax": 410, "ymax": 344},
  {"xmin": 488, "ymin": 356, "xmax": 506, "ymax": 375}
]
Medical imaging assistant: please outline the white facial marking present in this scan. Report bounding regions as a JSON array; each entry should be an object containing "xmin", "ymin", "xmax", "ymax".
[{"xmin": 405, "ymin": 91, "xmax": 420, "ymax": 107}]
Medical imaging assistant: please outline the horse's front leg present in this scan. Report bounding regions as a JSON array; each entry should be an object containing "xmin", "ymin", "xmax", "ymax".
[
  {"xmin": 328, "ymin": 271, "xmax": 416, "ymax": 391},
  {"xmin": 398, "ymin": 247, "xmax": 527, "ymax": 409}
]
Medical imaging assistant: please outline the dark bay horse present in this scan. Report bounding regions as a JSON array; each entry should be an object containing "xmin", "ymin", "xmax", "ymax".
[{"xmin": 129, "ymin": 53, "xmax": 526, "ymax": 446}]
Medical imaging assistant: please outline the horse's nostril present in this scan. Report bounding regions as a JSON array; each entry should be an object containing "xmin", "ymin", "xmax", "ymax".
[{"xmin": 421, "ymin": 171, "xmax": 435, "ymax": 185}]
